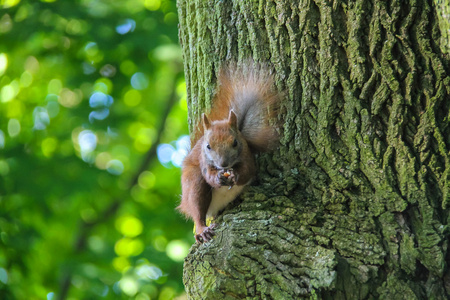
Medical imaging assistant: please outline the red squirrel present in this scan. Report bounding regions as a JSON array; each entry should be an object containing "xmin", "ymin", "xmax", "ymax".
[{"xmin": 178, "ymin": 62, "xmax": 280, "ymax": 243}]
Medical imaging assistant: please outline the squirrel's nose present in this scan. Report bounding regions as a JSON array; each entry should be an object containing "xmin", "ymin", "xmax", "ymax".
[{"xmin": 221, "ymin": 159, "xmax": 231, "ymax": 169}]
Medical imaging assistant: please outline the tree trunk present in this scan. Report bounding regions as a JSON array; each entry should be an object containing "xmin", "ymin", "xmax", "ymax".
[{"xmin": 177, "ymin": 0, "xmax": 450, "ymax": 299}]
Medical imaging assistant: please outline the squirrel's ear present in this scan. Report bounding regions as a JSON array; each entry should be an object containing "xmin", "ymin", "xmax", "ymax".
[
  {"xmin": 228, "ymin": 110, "xmax": 238, "ymax": 129},
  {"xmin": 202, "ymin": 113, "xmax": 211, "ymax": 130}
]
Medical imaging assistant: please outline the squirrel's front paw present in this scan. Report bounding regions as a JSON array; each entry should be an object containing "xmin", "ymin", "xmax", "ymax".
[{"xmin": 218, "ymin": 169, "xmax": 236, "ymax": 186}]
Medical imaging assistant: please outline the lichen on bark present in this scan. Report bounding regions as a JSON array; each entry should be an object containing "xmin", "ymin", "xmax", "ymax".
[{"xmin": 177, "ymin": 0, "xmax": 450, "ymax": 298}]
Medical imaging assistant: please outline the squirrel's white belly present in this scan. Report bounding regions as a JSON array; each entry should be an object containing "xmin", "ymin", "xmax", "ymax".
[{"xmin": 207, "ymin": 184, "xmax": 248, "ymax": 218}]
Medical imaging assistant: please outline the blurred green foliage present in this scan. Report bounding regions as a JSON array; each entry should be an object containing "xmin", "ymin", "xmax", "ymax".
[{"xmin": 0, "ymin": 0, "xmax": 192, "ymax": 299}]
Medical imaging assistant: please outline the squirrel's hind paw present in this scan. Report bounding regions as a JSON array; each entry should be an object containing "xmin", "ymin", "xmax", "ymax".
[{"xmin": 195, "ymin": 223, "xmax": 217, "ymax": 243}]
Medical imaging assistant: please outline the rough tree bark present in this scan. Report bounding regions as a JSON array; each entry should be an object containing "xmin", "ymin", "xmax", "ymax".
[{"xmin": 177, "ymin": 0, "xmax": 450, "ymax": 299}]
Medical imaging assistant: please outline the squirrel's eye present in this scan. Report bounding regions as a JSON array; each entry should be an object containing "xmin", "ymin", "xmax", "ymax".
[
  {"xmin": 232, "ymin": 139, "xmax": 238, "ymax": 147},
  {"xmin": 206, "ymin": 144, "xmax": 211, "ymax": 150}
]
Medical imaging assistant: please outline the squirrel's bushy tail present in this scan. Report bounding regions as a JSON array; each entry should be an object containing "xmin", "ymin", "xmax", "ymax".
[{"xmin": 209, "ymin": 61, "xmax": 280, "ymax": 152}]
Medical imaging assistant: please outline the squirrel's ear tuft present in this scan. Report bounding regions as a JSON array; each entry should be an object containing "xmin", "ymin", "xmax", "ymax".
[
  {"xmin": 202, "ymin": 113, "xmax": 211, "ymax": 130},
  {"xmin": 228, "ymin": 110, "xmax": 238, "ymax": 129}
]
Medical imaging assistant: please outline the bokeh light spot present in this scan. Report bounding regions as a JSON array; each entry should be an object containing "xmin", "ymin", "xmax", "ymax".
[
  {"xmin": 99, "ymin": 64, "xmax": 116, "ymax": 77},
  {"xmin": 0, "ymin": 160, "xmax": 9, "ymax": 176},
  {"xmin": 136, "ymin": 264, "xmax": 162, "ymax": 280},
  {"xmin": 7, "ymin": 100, "xmax": 25, "ymax": 118},
  {"xmin": 20, "ymin": 71, "xmax": 33, "ymax": 87},
  {"xmin": 95, "ymin": 152, "xmax": 112, "ymax": 169},
  {"xmin": 89, "ymin": 92, "xmax": 113, "ymax": 108},
  {"xmin": 84, "ymin": 1, "xmax": 111, "ymax": 18},
  {"xmin": 159, "ymin": 287, "xmax": 176, "ymax": 300},
  {"xmin": 85, "ymin": 42, "xmax": 98, "ymax": 57},
  {"xmin": 66, "ymin": 19, "xmax": 80, "ymax": 35},
  {"xmin": 112, "ymin": 256, "xmax": 130, "ymax": 272},
  {"xmin": 133, "ymin": 128, "xmax": 155, "ymax": 153},
  {"xmin": 152, "ymin": 235, "xmax": 167, "ymax": 252},
  {"xmin": 171, "ymin": 149, "xmax": 187, "ymax": 167},
  {"xmin": 107, "ymin": 126, "xmax": 118, "ymax": 138},
  {"xmin": 78, "ymin": 130, "xmax": 97, "ymax": 152},
  {"xmin": 24, "ymin": 56, "xmax": 39, "ymax": 73},
  {"xmin": 48, "ymin": 79, "xmax": 62, "ymax": 94},
  {"xmin": 123, "ymin": 89, "xmax": 142, "ymax": 107},
  {"xmin": 144, "ymin": 0, "xmax": 161, "ymax": 11},
  {"xmin": 153, "ymin": 44, "xmax": 181, "ymax": 61},
  {"xmin": 0, "ymin": 268, "xmax": 8, "ymax": 284},
  {"xmin": 106, "ymin": 159, "xmax": 124, "ymax": 175},
  {"xmin": 176, "ymin": 135, "xmax": 190, "ymax": 151},
  {"xmin": 171, "ymin": 135, "xmax": 191, "ymax": 167},
  {"xmin": 82, "ymin": 62, "xmax": 96, "ymax": 75},
  {"xmin": 46, "ymin": 292, "xmax": 54, "ymax": 300},
  {"xmin": 0, "ymin": 14, "xmax": 12, "ymax": 33},
  {"xmin": 59, "ymin": 88, "xmax": 81, "ymax": 108},
  {"xmin": 125, "ymin": 1, "xmax": 145, "ymax": 14},
  {"xmin": 115, "ymin": 238, "xmax": 144, "ymax": 257},
  {"xmin": 1, "ymin": 81, "xmax": 19, "ymax": 103},
  {"xmin": 157, "ymin": 144, "xmax": 175, "ymax": 164},
  {"xmin": 66, "ymin": 19, "xmax": 87, "ymax": 35},
  {"xmin": 1, "ymin": 0, "xmax": 19, "ymax": 9},
  {"xmin": 164, "ymin": 12, "xmax": 178, "ymax": 25},
  {"xmin": 81, "ymin": 263, "xmax": 99, "ymax": 279},
  {"xmin": 78, "ymin": 130, "xmax": 97, "ymax": 162},
  {"xmin": 94, "ymin": 78, "xmax": 113, "ymax": 93},
  {"xmin": 46, "ymin": 100, "xmax": 60, "ymax": 118},
  {"xmin": 116, "ymin": 19, "xmax": 136, "ymax": 35},
  {"xmin": 176, "ymin": 81, "xmax": 187, "ymax": 96},
  {"xmin": 0, "ymin": 130, "xmax": 4, "ymax": 149},
  {"xmin": 0, "ymin": 53, "xmax": 7, "ymax": 76},
  {"xmin": 81, "ymin": 208, "xmax": 97, "ymax": 222},
  {"xmin": 138, "ymin": 171, "xmax": 155, "ymax": 190},
  {"xmin": 130, "ymin": 72, "xmax": 149, "ymax": 90},
  {"xmin": 89, "ymin": 108, "xmax": 110, "ymax": 123},
  {"xmin": 127, "ymin": 122, "xmax": 143, "ymax": 138},
  {"xmin": 120, "ymin": 60, "xmax": 137, "ymax": 76},
  {"xmin": 33, "ymin": 106, "xmax": 50, "ymax": 130},
  {"xmin": 166, "ymin": 240, "xmax": 189, "ymax": 262},
  {"xmin": 87, "ymin": 235, "xmax": 105, "ymax": 254},
  {"xmin": 41, "ymin": 137, "xmax": 58, "ymax": 158},
  {"xmin": 136, "ymin": 293, "xmax": 150, "ymax": 300},
  {"xmin": 179, "ymin": 97, "xmax": 187, "ymax": 111},
  {"xmin": 119, "ymin": 276, "xmax": 138, "ymax": 296},
  {"xmin": 116, "ymin": 215, "xmax": 143, "ymax": 237},
  {"xmin": 7, "ymin": 119, "xmax": 20, "ymax": 137}
]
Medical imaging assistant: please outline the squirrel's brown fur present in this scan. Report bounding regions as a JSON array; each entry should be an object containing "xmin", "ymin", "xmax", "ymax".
[{"xmin": 178, "ymin": 61, "xmax": 280, "ymax": 243}]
